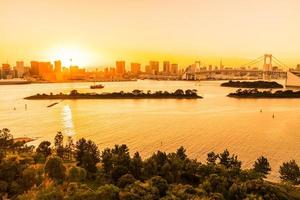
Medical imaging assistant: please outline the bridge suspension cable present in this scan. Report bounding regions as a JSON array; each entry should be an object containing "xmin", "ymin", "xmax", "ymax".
[
  {"xmin": 272, "ymin": 56, "xmax": 289, "ymax": 70},
  {"xmin": 240, "ymin": 56, "xmax": 264, "ymax": 67}
]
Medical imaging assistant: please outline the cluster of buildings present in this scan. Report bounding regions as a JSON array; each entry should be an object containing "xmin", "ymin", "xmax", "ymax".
[
  {"xmin": 2, "ymin": 58, "xmax": 300, "ymax": 82},
  {"xmin": 0, "ymin": 60, "xmax": 183, "ymax": 82}
]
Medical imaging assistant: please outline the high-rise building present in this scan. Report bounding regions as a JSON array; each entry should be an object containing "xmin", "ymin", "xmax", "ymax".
[
  {"xmin": 116, "ymin": 61, "xmax": 126, "ymax": 75},
  {"xmin": 54, "ymin": 60, "xmax": 62, "ymax": 73},
  {"xmin": 149, "ymin": 61, "xmax": 159, "ymax": 75},
  {"xmin": 38, "ymin": 62, "xmax": 53, "ymax": 75},
  {"xmin": 163, "ymin": 61, "xmax": 170, "ymax": 74},
  {"xmin": 171, "ymin": 64, "xmax": 178, "ymax": 75},
  {"xmin": 15, "ymin": 61, "xmax": 25, "ymax": 78},
  {"xmin": 30, "ymin": 61, "xmax": 39, "ymax": 75},
  {"xmin": 131, "ymin": 63, "xmax": 141, "ymax": 75},
  {"xmin": 16, "ymin": 61, "xmax": 24, "ymax": 68},
  {"xmin": 1, "ymin": 63, "xmax": 11, "ymax": 78},
  {"xmin": 220, "ymin": 59, "xmax": 224, "ymax": 70},
  {"xmin": 30, "ymin": 61, "xmax": 52, "ymax": 77}
]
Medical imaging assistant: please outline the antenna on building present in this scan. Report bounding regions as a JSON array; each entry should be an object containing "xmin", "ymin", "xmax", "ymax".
[
  {"xmin": 220, "ymin": 58, "xmax": 223, "ymax": 68},
  {"xmin": 70, "ymin": 58, "xmax": 72, "ymax": 67}
]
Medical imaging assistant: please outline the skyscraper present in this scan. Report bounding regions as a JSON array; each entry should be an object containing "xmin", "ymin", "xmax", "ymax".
[
  {"xmin": 15, "ymin": 61, "xmax": 25, "ymax": 78},
  {"xmin": 131, "ymin": 63, "xmax": 141, "ymax": 75},
  {"xmin": 116, "ymin": 61, "xmax": 126, "ymax": 75},
  {"xmin": 30, "ymin": 61, "xmax": 39, "ymax": 75},
  {"xmin": 1, "ymin": 63, "xmax": 11, "ymax": 78},
  {"xmin": 171, "ymin": 64, "xmax": 178, "ymax": 75},
  {"xmin": 149, "ymin": 61, "xmax": 159, "ymax": 75},
  {"xmin": 54, "ymin": 60, "xmax": 62, "ymax": 73},
  {"xmin": 163, "ymin": 61, "xmax": 170, "ymax": 74}
]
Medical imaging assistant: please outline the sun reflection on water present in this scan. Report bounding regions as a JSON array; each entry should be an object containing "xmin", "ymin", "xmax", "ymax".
[{"xmin": 61, "ymin": 105, "xmax": 75, "ymax": 136}]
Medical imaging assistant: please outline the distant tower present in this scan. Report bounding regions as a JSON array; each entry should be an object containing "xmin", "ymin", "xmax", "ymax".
[
  {"xmin": 220, "ymin": 58, "xmax": 223, "ymax": 70},
  {"xmin": 263, "ymin": 54, "xmax": 272, "ymax": 71}
]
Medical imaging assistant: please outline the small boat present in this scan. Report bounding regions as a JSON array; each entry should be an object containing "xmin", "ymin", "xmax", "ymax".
[{"xmin": 90, "ymin": 84, "xmax": 104, "ymax": 89}]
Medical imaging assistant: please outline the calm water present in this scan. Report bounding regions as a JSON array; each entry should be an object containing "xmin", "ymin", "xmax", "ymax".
[{"xmin": 1, "ymin": 80, "xmax": 300, "ymax": 181}]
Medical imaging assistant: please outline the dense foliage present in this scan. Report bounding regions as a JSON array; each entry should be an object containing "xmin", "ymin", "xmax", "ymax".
[
  {"xmin": 0, "ymin": 128, "xmax": 300, "ymax": 200},
  {"xmin": 221, "ymin": 80, "xmax": 283, "ymax": 89},
  {"xmin": 228, "ymin": 89, "xmax": 300, "ymax": 98},
  {"xmin": 24, "ymin": 89, "xmax": 202, "ymax": 100}
]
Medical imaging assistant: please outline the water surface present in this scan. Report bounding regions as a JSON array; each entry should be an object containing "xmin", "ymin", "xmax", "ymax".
[{"xmin": 0, "ymin": 80, "xmax": 299, "ymax": 181}]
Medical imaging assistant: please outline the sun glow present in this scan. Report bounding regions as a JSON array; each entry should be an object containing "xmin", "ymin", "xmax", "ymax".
[{"xmin": 49, "ymin": 47, "xmax": 94, "ymax": 67}]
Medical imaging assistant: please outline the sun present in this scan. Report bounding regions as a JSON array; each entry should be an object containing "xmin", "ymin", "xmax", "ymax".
[{"xmin": 49, "ymin": 46, "xmax": 93, "ymax": 67}]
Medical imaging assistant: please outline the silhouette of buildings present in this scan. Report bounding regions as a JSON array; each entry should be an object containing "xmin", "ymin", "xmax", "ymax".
[
  {"xmin": 131, "ymin": 63, "xmax": 141, "ymax": 75},
  {"xmin": 54, "ymin": 60, "xmax": 62, "ymax": 73},
  {"xmin": 171, "ymin": 63, "xmax": 178, "ymax": 75},
  {"xmin": 14, "ymin": 61, "xmax": 25, "ymax": 78},
  {"xmin": 163, "ymin": 61, "xmax": 170, "ymax": 74},
  {"xmin": 116, "ymin": 61, "xmax": 126, "ymax": 76},
  {"xmin": 149, "ymin": 61, "xmax": 159, "ymax": 75}
]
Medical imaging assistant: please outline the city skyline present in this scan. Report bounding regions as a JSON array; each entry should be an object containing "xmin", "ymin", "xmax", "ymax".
[{"xmin": 1, "ymin": 0, "xmax": 300, "ymax": 67}]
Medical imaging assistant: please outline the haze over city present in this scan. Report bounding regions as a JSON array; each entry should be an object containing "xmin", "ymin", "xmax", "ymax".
[{"xmin": 1, "ymin": 0, "xmax": 300, "ymax": 67}]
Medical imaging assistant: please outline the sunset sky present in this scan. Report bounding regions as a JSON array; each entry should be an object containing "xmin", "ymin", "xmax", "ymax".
[{"xmin": 1, "ymin": 0, "xmax": 300, "ymax": 68}]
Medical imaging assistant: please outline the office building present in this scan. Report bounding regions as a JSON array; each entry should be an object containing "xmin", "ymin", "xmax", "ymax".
[
  {"xmin": 54, "ymin": 60, "xmax": 62, "ymax": 73},
  {"xmin": 149, "ymin": 61, "xmax": 159, "ymax": 75},
  {"xmin": 116, "ymin": 61, "xmax": 126, "ymax": 75},
  {"xmin": 15, "ymin": 61, "xmax": 25, "ymax": 78},
  {"xmin": 1, "ymin": 64, "xmax": 11, "ymax": 78},
  {"xmin": 163, "ymin": 61, "xmax": 170, "ymax": 74},
  {"xmin": 171, "ymin": 63, "xmax": 178, "ymax": 75},
  {"xmin": 131, "ymin": 63, "xmax": 141, "ymax": 75}
]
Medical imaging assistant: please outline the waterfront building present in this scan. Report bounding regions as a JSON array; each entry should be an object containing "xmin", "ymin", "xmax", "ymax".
[
  {"xmin": 14, "ymin": 61, "xmax": 25, "ymax": 78},
  {"xmin": 30, "ymin": 61, "xmax": 39, "ymax": 76},
  {"xmin": 163, "ymin": 61, "xmax": 170, "ymax": 74},
  {"xmin": 149, "ymin": 61, "xmax": 159, "ymax": 75},
  {"xmin": 30, "ymin": 61, "xmax": 53, "ymax": 79},
  {"xmin": 38, "ymin": 62, "xmax": 52, "ymax": 75},
  {"xmin": 171, "ymin": 63, "xmax": 178, "ymax": 75},
  {"xmin": 38, "ymin": 62, "xmax": 53, "ymax": 80},
  {"xmin": 116, "ymin": 61, "xmax": 126, "ymax": 76},
  {"xmin": 1, "ymin": 63, "xmax": 11, "ymax": 78},
  {"xmin": 131, "ymin": 63, "xmax": 141, "ymax": 75},
  {"xmin": 54, "ymin": 60, "xmax": 62, "ymax": 73}
]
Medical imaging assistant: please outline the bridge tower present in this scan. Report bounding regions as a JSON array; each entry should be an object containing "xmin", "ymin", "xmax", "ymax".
[
  {"xmin": 263, "ymin": 54, "xmax": 273, "ymax": 79},
  {"xmin": 263, "ymin": 54, "xmax": 272, "ymax": 71}
]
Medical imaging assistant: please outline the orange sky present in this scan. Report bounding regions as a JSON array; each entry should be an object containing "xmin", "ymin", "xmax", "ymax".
[{"xmin": 0, "ymin": 0, "xmax": 300, "ymax": 68}]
